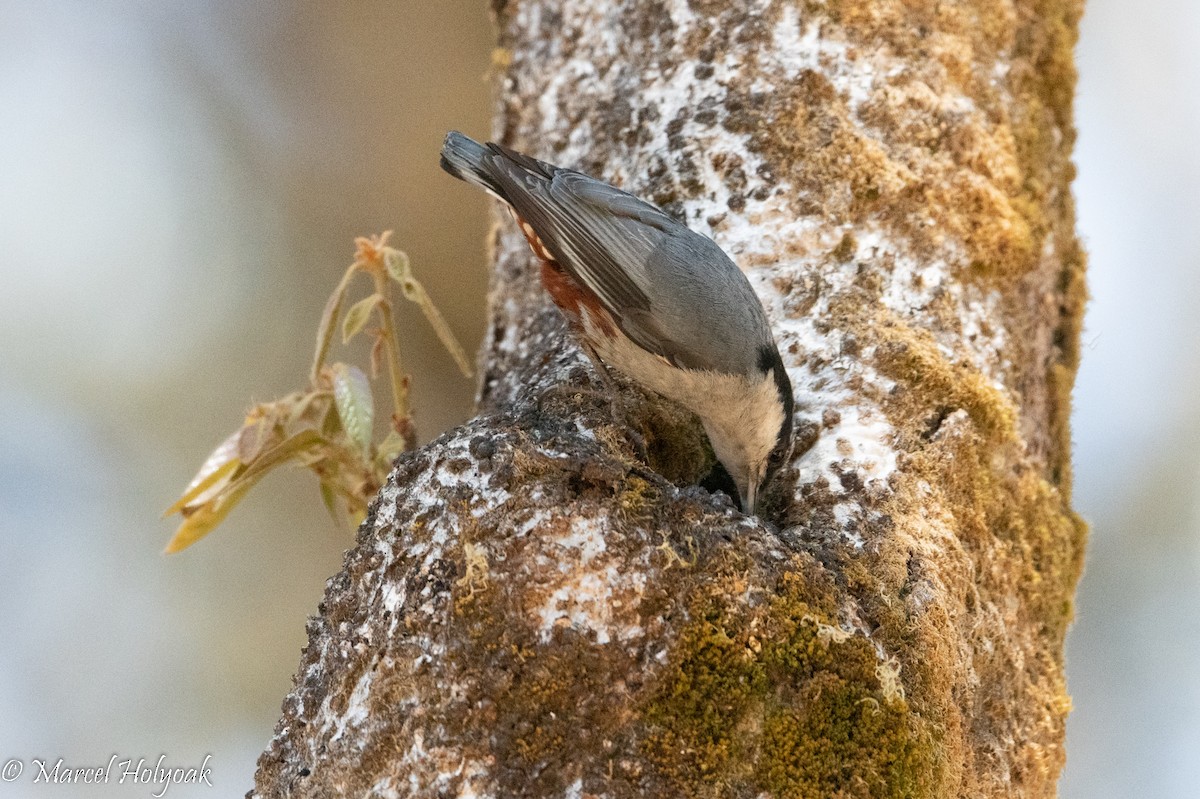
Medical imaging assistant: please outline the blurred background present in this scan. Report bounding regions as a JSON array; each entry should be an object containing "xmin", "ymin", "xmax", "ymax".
[{"xmin": 0, "ymin": 1, "xmax": 1194, "ymax": 796}]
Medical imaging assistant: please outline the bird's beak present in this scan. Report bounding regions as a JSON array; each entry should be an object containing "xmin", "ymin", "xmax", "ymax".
[
  {"xmin": 740, "ymin": 462, "xmax": 769, "ymax": 515},
  {"xmin": 741, "ymin": 481, "xmax": 758, "ymax": 515}
]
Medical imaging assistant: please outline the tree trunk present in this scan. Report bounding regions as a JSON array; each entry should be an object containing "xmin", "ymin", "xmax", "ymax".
[{"xmin": 251, "ymin": 1, "xmax": 1087, "ymax": 797}]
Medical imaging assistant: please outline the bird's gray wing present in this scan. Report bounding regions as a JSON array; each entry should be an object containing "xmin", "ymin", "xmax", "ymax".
[{"xmin": 481, "ymin": 149, "xmax": 717, "ymax": 370}]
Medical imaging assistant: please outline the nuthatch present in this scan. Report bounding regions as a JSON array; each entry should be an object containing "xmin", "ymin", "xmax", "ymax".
[{"xmin": 441, "ymin": 131, "xmax": 794, "ymax": 514}]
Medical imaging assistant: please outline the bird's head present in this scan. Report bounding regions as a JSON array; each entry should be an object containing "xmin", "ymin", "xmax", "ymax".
[{"xmin": 702, "ymin": 345, "xmax": 794, "ymax": 515}]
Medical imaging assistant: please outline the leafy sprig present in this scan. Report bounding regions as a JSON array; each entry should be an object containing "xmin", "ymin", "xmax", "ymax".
[{"xmin": 164, "ymin": 232, "xmax": 470, "ymax": 553}]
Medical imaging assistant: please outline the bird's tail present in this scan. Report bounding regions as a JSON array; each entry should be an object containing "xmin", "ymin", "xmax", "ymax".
[{"xmin": 440, "ymin": 131, "xmax": 506, "ymax": 198}]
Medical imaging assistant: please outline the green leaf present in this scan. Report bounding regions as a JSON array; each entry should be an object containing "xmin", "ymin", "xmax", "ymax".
[
  {"xmin": 382, "ymin": 246, "xmax": 412, "ymax": 285},
  {"xmin": 341, "ymin": 294, "xmax": 382, "ymax": 344},
  {"xmin": 331, "ymin": 362, "xmax": 374, "ymax": 458}
]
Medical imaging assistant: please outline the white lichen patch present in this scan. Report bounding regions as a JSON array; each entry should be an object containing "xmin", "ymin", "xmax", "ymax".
[
  {"xmin": 799, "ymin": 404, "xmax": 898, "ymax": 495},
  {"xmin": 526, "ymin": 514, "xmax": 649, "ymax": 646},
  {"xmin": 376, "ymin": 729, "xmax": 498, "ymax": 799},
  {"xmin": 877, "ymin": 231, "xmax": 1011, "ymax": 386},
  {"xmin": 380, "ymin": 579, "xmax": 406, "ymax": 615},
  {"xmin": 328, "ymin": 665, "xmax": 374, "ymax": 743},
  {"xmin": 766, "ymin": 4, "xmax": 874, "ymax": 112},
  {"xmin": 373, "ymin": 443, "xmax": 512, "ymax": 583}
]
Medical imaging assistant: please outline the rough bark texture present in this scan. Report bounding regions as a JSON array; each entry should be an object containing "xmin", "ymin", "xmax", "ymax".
[{"xmin": 251, "ymin": 1, "xmax": 1087, "ymax": 797}]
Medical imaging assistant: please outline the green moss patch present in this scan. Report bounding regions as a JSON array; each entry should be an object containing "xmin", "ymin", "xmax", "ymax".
[{"xmin": 644, "ymin": 572, "xmax": 940, "ymax": 798}]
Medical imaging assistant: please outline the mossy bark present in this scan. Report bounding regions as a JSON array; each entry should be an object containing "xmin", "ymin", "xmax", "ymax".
[{"xmin": 251, "ymin": 1, "xmax": 1087, "ymax": 797}]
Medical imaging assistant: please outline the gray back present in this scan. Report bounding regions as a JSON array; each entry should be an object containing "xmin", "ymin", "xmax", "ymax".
[{"xmin": 477, "ymin": 146, "xmax": 773, "ymax": 377}]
